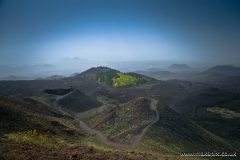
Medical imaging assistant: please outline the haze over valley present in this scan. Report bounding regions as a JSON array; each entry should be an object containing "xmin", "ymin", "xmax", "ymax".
[{"xmin": 1, "ymin": 57, "xmax": 240, "ymax": 80}]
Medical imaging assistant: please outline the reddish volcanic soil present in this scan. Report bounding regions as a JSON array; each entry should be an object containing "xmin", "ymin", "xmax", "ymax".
[{"xmin": 0, "ymin": 140, "xmax": 148, "ymax": 160}]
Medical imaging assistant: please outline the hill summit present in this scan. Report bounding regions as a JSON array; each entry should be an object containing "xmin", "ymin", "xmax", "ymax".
[
  {"xmin": 95, "ymin": 67, "xmax": 155, "ymax": 88},
  {"xmin": 168, "ymin": 64, "xmax": 191, "ymax": 70}
]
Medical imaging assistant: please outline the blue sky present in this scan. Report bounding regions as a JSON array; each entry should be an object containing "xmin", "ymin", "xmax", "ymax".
[{"xmin": 0, "ymin": 0, "xmax": 240, "ymax": 64}]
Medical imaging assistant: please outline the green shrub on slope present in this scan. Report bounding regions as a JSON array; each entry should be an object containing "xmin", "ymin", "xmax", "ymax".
[{"xmin": 96, "ymin": 68, "xmax": 155, "ymax": 88}]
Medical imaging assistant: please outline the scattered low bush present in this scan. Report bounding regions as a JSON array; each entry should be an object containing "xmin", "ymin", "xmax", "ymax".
[{"xmin": 5, "ymin": 130, "xmax": 58, "ymax": 149}]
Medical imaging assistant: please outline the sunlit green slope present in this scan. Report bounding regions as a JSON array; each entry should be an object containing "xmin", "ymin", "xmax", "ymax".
[{"xmin": 96, "ymin": 67, "xmax": 155, "ymax": 88}]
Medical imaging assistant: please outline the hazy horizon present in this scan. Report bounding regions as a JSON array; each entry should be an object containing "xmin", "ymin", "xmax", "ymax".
[{"xmin": 0, "ymin": 56, "xmax": 239, "ymax": 79}]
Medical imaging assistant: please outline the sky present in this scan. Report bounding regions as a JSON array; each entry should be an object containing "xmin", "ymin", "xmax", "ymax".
[{"xmin": 0, "ymin": 0, "xmax": 240, "ymax": 64}]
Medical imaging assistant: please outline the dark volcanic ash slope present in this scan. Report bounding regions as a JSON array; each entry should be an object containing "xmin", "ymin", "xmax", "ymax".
[
  {"xmin": 54, "ymin": 89, "xmax": 102, "ymax": 113},
  {"xmin": 85, "ymin": 97, "xmax": 157, "ymax": 144},
  {"xmin": 0, "ymin": 67, "xmax": 108, "ymax": 100},
  {"xmin": 0, "ymin": 94, "xmax": 83, "ymax": 138},
  {"xmin": 92, "ymin": 78, "xmax": 239, "ymax": 118},
  {"xmin": 141, "ymin": 102, "xmax": 239, "ymax": 154},
  {"xmin": 0, "ymin": 66, "xmax": 239, "ymax": 119},
  {"xmin": 163, "ymin": 80, "xmax": 240, "ymax": 117}
]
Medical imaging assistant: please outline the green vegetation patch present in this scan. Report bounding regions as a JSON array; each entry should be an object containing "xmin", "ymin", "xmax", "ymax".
[
  {"xmin": 6, "ymin": 130, "xmax": 58, "ymax": 149},
  {"xmin": 96, "ymin": 68, "xmax": 155, "ymax": 88},
  {"xmin": 207, "ymin": 107, "xmax": 240, "ymax": 118}
]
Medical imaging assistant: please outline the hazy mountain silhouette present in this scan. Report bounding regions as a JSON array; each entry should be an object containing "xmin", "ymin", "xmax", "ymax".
[
  {"xmin": 206, "ymin": 65, "xmax": 240, "ymax": 76},
  {"xmin": 168, "ymin": 64, "xmax": 192, "ymax": 70},
  {"xmin": 207, "ymin": 65, "xmax": 240, "ymax": 72}
]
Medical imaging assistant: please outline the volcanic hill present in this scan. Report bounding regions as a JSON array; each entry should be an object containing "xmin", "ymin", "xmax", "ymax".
[
  {"xmin": 205, "ymin": 65, "xmax": 240, "ymax": 77},
  {"xmin": 168, "ymin": 64, "xmax": 192, "ymax": 70},
  {"xmin": 85, "ymin": 97, "xmax": 157, "ymax": 144}
]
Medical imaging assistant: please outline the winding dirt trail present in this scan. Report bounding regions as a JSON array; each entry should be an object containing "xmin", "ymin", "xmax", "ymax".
[
  {"xmin": 79, "ymin": 120, "xmax": 136, "ymax": 150},
  {"xmin": 78, "ymin": 99, "xmax": 160, "ymax": 150},
  {"xmin": 133, "ymin": 100, "xmax": 159, "ymax": 148},
  {"xmin": 53, "ymin": 93, "xmax": 159, "ymax": 150}
]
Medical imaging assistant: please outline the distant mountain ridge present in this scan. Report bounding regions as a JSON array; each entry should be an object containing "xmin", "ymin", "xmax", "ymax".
[
  {"xmin": 205, "ymin": 65, "xmax": 240, "ymax": 76},
  {"xmin": 207, "ymin": 65, "xmax": 240, "ymax": 72},
  {"xmin": 0, "ymin": 75, "xmax": 33, "ymax": 80},
  {"xmin": 168, "ymin": 64, "xmax": 192, "ymax": 70}
]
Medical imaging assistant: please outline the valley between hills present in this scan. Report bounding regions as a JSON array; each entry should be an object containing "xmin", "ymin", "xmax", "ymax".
[{"xmin": 0, "ymin": 66, "xmax": 240, "ymax": 160}]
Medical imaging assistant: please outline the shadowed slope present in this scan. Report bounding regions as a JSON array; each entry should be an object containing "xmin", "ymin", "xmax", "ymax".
[
  {"xmin": 0, "ymin": 94, "xmax": 83, "ymax": 139},
  {"xmin": 141, "ymin": 102, "xmax": 239, "ymax": 154},
  {"xmin": 55, "ymin": 89, "xmax": 102, "ymax": 113}
]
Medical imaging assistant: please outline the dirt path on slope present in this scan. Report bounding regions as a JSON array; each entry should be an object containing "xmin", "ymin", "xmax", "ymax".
[
  {"xmin": 79, "ymin": 120, "xmax": 136, "ymax": 150},
  {"xmin": 78, "ymin": 99, "xmax": 159, "ymax": 151},
  {"xmin": 132, "ymin": 100, "xmax": 159, "ymax": 148},
  {"xmin": 53, "ymin": 94, "xmax": 159, "ymax": 151}
]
